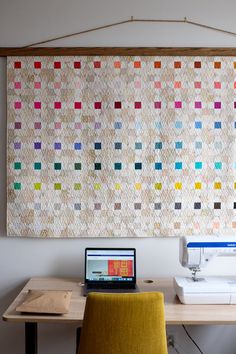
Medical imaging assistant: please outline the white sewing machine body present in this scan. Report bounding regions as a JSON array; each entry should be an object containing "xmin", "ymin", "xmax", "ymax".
[{"xmin": 174, "ymin": 236, "xmax": 236, "ymax": 304}]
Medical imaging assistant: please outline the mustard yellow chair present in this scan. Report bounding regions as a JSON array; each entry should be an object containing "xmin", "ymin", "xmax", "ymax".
[{"xmin": 77, "ymin": 292, "xmax": 168, "ymax": 354}]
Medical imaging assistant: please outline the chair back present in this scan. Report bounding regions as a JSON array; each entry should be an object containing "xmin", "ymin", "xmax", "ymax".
[{"xmin": 78, "ymin": 291, "xmax": 168, "ymax": 354}]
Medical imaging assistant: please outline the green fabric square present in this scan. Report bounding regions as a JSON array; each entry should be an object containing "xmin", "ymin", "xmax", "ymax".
[
  {"xmin": 14, "ymin": 182, "xmax": 21, "ymax": 190},
  {"xmin": 34, "ymin": 162, "xmax": 41, "ymax": 170},
  {"xmin": 54, "ymin": 183, "xmax": 61, "ymax": 190},
  {"xmin": 74, "ymin": 163, "xmax": 81, "ymax": 170},
  {"xmin": 54, "ymin": 162, "xmax": 61, "ymax": 170},
  {"xmin": 94, "ymin": 163, "xmax": 101, "ymax": 170},
  {"xmin": 114, "ymin": 163, "xmax": 122, "ymax": 170},
  {"xmin": 74, "ymin": 183, "xmax": 81, "ymax": 190},
  {"xmin": 14, "ymin": 162, "xmax": 21, "ymax": 170}
]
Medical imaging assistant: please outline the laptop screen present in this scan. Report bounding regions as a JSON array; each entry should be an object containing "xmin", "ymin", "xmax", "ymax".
[{"xmin": 85, "ymin": 248, "xmax": 136, "ymax": 283}]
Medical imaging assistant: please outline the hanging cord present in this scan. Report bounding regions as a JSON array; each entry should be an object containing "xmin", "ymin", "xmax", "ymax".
[
  {"xmin": 22, "ymin": 16, "xmax": 236, "ymax": 48},
  {"xmin": 182, "ymin": 325, "xmax": 204, "ymax": 354}
]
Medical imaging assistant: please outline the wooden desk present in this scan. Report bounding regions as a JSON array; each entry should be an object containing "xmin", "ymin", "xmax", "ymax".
[{"xmin": 3, "ymin": 277, "xmax": 236, "ymax": 354}]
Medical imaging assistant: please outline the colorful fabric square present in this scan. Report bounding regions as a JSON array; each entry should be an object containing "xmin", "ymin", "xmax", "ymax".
[{"xmin": 7, "ymin": 56, "xmax": 236, "ymax": 238}]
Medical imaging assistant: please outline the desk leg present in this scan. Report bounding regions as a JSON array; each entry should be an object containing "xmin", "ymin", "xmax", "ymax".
[{"xmin": 25, "ymin": 322, "xmax": 37, "ymax": 354}]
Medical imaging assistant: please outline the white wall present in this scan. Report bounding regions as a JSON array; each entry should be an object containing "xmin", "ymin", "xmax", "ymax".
[{"xmin": 1, "ymin": 0, "xmax": 236, "ymax": 353}]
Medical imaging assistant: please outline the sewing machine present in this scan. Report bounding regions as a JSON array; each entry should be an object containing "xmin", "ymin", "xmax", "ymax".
[{"xmin": 174, "ymin": 236, "xmax": 236, "ymax": 304}]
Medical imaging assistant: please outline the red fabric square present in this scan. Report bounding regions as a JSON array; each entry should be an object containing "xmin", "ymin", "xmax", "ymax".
[
  {"xmin": 94, "ymin": 102, "xmax": 101, "ymax": 109},
  {"xmin": 94, "ymin": 61, "xmax": 101, "ymax": 68},
  {"xmin": 114, "ymin": 101, "xmax": 122, "ymax": 109},
  {"xmin": 154, "ymin": 61, "xmax": 161, "ymax": 68},
  {"xmin": 194, "ymin": 61, "xmax": 201, "ymax": 68},
  {"xmin": 74, "ymin": 102, "xmax": 82, "ymax": 109},
  {"xmin": 14, "ymin": 62, "xmax": 21, "ymax": 69},
  {"xmin": 54, "ymin": 102, "xmax": 61, "ymax": 109},
  {"xmin": 74, "ymin": 61, "xmax": 81, "ymax": 69},
  {"xmin": 174, "ymin": 61, "xmax": 181, "ymax": 68},
  {"xmin": 54, "ymin": 62, "xmax": 61, "ymax": 69},
  {"xmin": 135, "ymin": 102, "xmax": 142, "ymax": 109},
  {"xmin": 34, "ymin": 62, "xmax": 41, "ymax": 69}
]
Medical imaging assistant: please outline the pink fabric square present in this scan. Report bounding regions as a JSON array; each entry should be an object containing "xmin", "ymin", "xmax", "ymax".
[
  {"xmin": 54, "ymin": 102, "xmax": 61, "ymax": 109},
  {"xmin": 94, "ymin": 102, "xmax": 101, "ymax": 109},
  {"xmin": 195, "ymin": 101, "xmax": 202, "ymax": 109},
  {"xmin": 154, "ymin": 101, "xmax": 161, "ymax": 109},
  {"xmin": 75, "ymin": 122, "xmax": 82, "ymax": 129},
  {"xmin": 76, "ymin": 82, "xmax": 81, "ymax": 89},
  {"xmin": 55, "ymin": 122, "xmax": 61, "ymax": 129},
  {"xmin": 174, "ymin": 81, "xmax": 181, "ymax": 88},
  {"xmin": 14, "ymin": 82, "xmax": 21, "ymax": 89},
  {"xmin": 14, "ymin": 102, "xmax": 21, "ymax": 109},
  {"xmin": 34, "ymin": 102, "xmax": 41, "ymax": 109},
  {"xmin": 34, "ymin": 122, "xmax": 41, "ymax": 129},
  {"xmin": 54, "ymin": 82, "xmax": 61, "ymax": 89},
  {"xmin": 175, "ymin": 101, "xmax": 182, "ymax": 108},
  {"xmin": 34, "ymin": 82, "xmax": 41, "ymax": 89},
  {"xmin": 214, "ymin": 82, "xmax": 221, "ymax": 89},
  {"xmin": 134, "ymin": 81, "xmax": 141, "ymax": 89},
  {"xmin": 154, "ymin": 81, "xmax": 161, "ymax": 89},
  {"xmin": 135, "ymin": 102, "xmax": 142, "ymax": 109},
  {"xmin": 194, "ymin": 81, "xmax": 201, "ymax": 89},
  {"xmin": 74, "ymin": 102, "xmax": 82, "ymax": 109}
]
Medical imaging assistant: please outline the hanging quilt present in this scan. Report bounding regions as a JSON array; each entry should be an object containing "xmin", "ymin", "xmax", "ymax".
[{"xmin": 7, "ymin": 56, "xmax": 236, "ymax": 237}]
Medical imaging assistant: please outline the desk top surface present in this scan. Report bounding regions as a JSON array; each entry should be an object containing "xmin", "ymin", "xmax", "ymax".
[{"xmin": 3, "ymin": 277, "xmax": 236, "ymax": 325}]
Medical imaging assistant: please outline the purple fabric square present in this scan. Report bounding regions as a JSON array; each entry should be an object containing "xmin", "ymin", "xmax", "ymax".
[
  {"xmin": 14, "ymin": 142, "xmax": 21, "ymax": 149},
  {"xmin": 54, "ymin": 142, "xmax": 61, "ymax": 150},
  {"xmin": 95, "ymin": 122, "xmax": 101, "ymax": 129},
  {"xmin": 34, "ymin": 142, "xmax": 41, "ymax": 149}
]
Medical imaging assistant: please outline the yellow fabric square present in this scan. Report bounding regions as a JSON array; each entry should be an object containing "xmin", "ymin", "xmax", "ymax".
[
  {"xmin": 155, "ymin": 183, "xmax": 162, "ymax": 190},
  {"xmin": 195, "ymin": 182, "xmax": 201, "ymax": 190},
  {"xmin": 74, "ymin": 183, "xmax": 81, "ymax": 190},
  {"xmin": 54, "ymin": 183, "xmax": 61, "ymax": 190},
  {"xmin": 115, "ymin": 183, "xmax": 121, "ymax": 190},
  {"xmin": 135, "ymin": 183, "xmax": 142, "ymax": 190},
  {"xmin": 214, "ymin": 182, "xmax": 221, "ymax": 189},
  {"xmin": 175, "ymin": 182, "xmax": 182, "ymax": 190},
  {"xmin": 34, "ymin": 183, "xmax": 41, "ymax": 190},
  {"xmin": 94, "ymin": 183, "xmax": 101, "ymax": 190},
  {"xmin": 234, "ymin": 182, "xmax": 236, "ymax": 189}
]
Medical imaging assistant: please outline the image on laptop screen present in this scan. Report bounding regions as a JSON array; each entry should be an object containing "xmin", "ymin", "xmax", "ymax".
[{"xmin": 85, "ymin": 249, "xmax": 136, "ymax": 283}]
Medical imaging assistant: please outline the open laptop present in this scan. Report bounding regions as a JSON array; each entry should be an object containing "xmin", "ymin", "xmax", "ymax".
[{"xmin": 83, "ymin": 248, "xmax": 139, "ymax": 295}]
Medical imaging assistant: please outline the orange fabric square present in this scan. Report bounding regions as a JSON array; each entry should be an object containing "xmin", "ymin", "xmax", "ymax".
[
  {"xmin": 174, "ymin": 61, "xmax": 181, "ymax": 68},
  {"xmin": 134, "ymin": 61, "xmax": 141, "ymax": 68},
  {"xmin": 154, "ymin": 61, "xmax": 161, "ymax": 68},
  {"xmin": 214, "ymin": 61, "xmax": 221, "ymax": 69},
  {"xmin": 234, "ymin": 62, "xmax": 236, "ymax": 69},
  {"xmin": 174, "ymin": 81, "xmax": 181, "ymax": 88},
  {"xmin": 114, "ymin": 61, "xmax": 121, "ymax": 68},
  {"xmin": 232, "ymin": 222, "xmax": 236, "ymax": 228}
]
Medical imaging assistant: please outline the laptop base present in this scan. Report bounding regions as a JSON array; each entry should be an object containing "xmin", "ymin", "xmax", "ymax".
[{"xmin": 83, "ymin": 285, "xmax": 139, "ymax": 296}]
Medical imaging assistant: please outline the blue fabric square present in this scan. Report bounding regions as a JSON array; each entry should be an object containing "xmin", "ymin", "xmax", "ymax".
[
  {"xmin": 135, "ymin": 122, "xmax": 142, "ymax": 130},
  {"xmin": 34, "ymin": 142, "xmax": 41, "ymax": 149},
  {"xmin": 74, "ymin": 142, "xmax": 82, "ymax": 150},
  {"xmin": 114, "ymin": 122, "xmax": 122, "ymax": 129},
  {"xmin": 114, "ymin": 163, "xmax": 122, "ymax": 170},
  {"xmin": 214, "ymin": 162, "xmax": 222, "ymax": 170},
  {"xmin": 234, "ymin": 122, "xmax": 236, "ymax": 129},
  {"xmin": 175, "ymin": 141, "xmax": 182, "ymax": 149},
  {"xmin": 155, "ymin": 162, "xmax": 162, "ymax": 170},
  {"xmin": 155, "ymin": 142, "xmax": 162, "ymax": 149},
  {"xmin": 195, "ymin": 162, "xmax": 202, "ymax": 170},
  {"xmin": 175, "ymin": 162, "xmax": 182, "ymax": 170},
  {"xmin": 195, "ymin": 141, "xmax": 202, "ymax": 149},
  {"xmin": 94, "ymin": 142, "xmax": 101, "ymax": 149},
  {"xmin": 155, "ymin": 121, "xmax": 162, "ymax": 129},
  {"xmin": 115, "ymin": 142, "xmax": 122, "ymax": 150},
  {"xmin": 135, "ymin": 162, "xmax": 142, "ymax": 170},
  {"xmin": 214, "ymin": 121, "xmax": 222, "ymax": 129},
  {"xmin": 175, "ymin": 121, "xmax": 182, "ymax": 129},
  {"xmin": 135, "ymin": 142, "xmax": 142, "ymax": 150},
  {"xmin": 195, "ymin": 121, "xmax": 202, "ymax": 129}
]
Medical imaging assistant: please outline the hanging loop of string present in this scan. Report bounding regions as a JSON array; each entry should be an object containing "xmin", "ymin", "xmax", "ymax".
[{"xmin": 22, "ymin": 16, "xmax": 236, "ymax": 48}]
